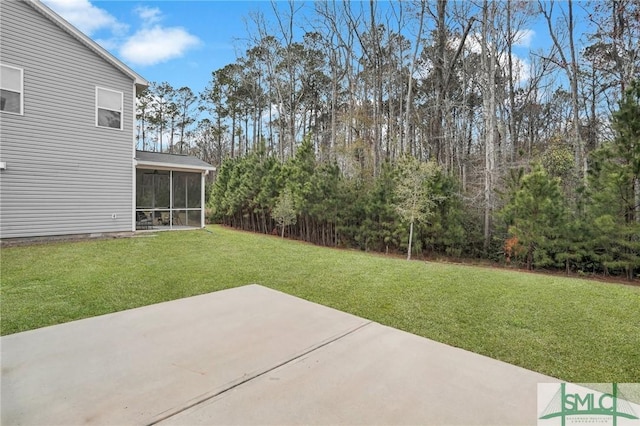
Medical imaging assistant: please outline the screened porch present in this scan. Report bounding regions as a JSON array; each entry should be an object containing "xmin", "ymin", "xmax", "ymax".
[{"xmin": 134, "ymin": 151, "xmax": 215, "ymax": 231}]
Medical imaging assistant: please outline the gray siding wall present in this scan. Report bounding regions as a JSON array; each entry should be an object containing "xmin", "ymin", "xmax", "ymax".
[{"xmin": 0, "ymin": 1, "xmax": 135, "ymax": 239}]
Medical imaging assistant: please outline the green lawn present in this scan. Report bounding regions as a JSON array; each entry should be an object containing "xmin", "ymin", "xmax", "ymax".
[{"xmin": 2, "ymin": 226, "xmax": 639, "ymax": 383}]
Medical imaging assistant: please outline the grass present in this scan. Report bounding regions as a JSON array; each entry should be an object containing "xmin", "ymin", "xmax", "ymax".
[{"xmin": 2, "ymin": 226, "xmax": 639, "ymax": 383}]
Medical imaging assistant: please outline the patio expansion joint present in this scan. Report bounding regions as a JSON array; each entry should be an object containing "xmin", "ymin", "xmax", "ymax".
[{"xmin": 148, "ymin": 319, "xmax": 374, "ymax": 426}]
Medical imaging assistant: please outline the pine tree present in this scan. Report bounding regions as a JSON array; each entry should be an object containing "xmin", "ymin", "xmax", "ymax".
[
  {"xmin": 586, "ymin": 81, "xmax": 640, "ymax": 279},
  {"xmin": 502, "ymin": 165, "xmax": 567, "ymax": 270}
]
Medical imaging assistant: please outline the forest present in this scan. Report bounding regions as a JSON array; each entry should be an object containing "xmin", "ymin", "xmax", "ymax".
[{"xmin": 135, "ymin": 0, "xmax": 640, "ymax": 280}]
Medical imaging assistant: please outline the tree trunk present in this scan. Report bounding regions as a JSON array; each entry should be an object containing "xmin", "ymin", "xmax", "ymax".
[
  {"xmin": 404, "ymin": 1, "xmax": 426, "ymax": 155},
  {"xmin": 635, "ymin": 177, "xmax": 640, "ymax": 223},
  {"xmin": 567, "ymin": 0, "xmax": 585, "ymax": 183},
  {"xmin": 482, "ymin": 0, "xmax": 497, "ymax": 251},
  {"xmin": 506, "ymin": 0, "xmax": 518, "ymax": 162},
  {"xmin": 407, "ymin": 220, "xmax": 414, "ymax": 261},
  {"xmin": 231, "ymin": 113, "xmax": 236, "ymax": 158},
  {"xmin": 433, "ymin": 0, "xmax": 447, "ymax": 163}
]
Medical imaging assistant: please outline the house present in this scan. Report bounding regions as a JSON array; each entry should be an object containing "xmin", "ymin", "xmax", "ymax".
[{"xmin": 0, "ymin": 0, "xmax": 213, "ymax": 241}]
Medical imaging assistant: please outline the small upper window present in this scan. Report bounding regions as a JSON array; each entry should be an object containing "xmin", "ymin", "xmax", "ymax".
[
  {"xmin": 1, "ymin": 64, "xmax": 23, "ymax": 115},
  {"xmin": 96, "ymin": 87, "xmax": 123, "ymax": 129}
]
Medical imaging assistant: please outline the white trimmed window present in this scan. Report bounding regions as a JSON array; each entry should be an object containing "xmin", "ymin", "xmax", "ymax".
[
  {"xmin": 96, "ymin": 87, "xmax": 123, "ymax": 129},
  {"xmin": 1, "ymin": 64, "xmax": 23, "ymax": 115}
]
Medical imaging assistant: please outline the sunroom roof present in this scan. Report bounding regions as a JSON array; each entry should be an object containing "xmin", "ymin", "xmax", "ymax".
[{"xmin": 135, "ymin": 151, "xmax": 216, "ymax": 172}]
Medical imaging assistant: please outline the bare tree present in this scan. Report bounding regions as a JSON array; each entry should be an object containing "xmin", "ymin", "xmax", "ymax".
[
  {"xmin": 480, "ymin": 0, "xmax": 498, "ymax": 250},
  {"xmin": 175, "ymin": 87, "xmax": 197, "ymax": 154},
  {"xmin": 395, "ymin": 156, "xmax": 440, "ymax": 260},
  {"xmin": 540, "ymin": 0, "xmax": 585, "ymax": 182},
  {"xmin": 403, "ymin": 0, "xmax": 427, "ymax": 156}
]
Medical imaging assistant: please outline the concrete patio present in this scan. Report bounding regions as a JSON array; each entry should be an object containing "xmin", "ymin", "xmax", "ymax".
[{"xmin": 1, "ymin": 284, "xmax": 559, "ymax": 425}]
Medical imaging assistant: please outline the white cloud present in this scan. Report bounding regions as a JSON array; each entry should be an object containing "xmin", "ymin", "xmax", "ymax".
[
  {"xmin": 460, "ymin": 33, "xmax": 531, "ymax": 85},
  {"xmin": 511, "ymin": 56, "xmax": 531, "ymax": 85},
  {"xmin": 451, "ymin": 32, "xmax": 483, "ymax": 55},
  {"xmin": 120, "ymin": 26, "xmax": 200, "ymax": 66},
  {"xmin": 134, "ymin": 6, "xmax": 162, "ymax": 27},
  {"xmin": 514, "ymin": 29, "xmax": 535, "ymax": 48},
  {"xmin": 121, "ymin": 6, "xmax": 201, "ymax": 66},
  {"xmin": 43, "ymin": 0, "xmax": 126, "ymax": 36}
]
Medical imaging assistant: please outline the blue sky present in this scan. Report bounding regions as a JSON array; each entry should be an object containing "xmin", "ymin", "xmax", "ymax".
[{"xmin": 42, "ymin": 1, "xmax": 590, "ymax": 95}]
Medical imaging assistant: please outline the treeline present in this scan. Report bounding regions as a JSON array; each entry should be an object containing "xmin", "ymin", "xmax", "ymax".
[
  {"xmin": 211, "ymin": 137, "xmax": 475, "ymax": 256},
  {"xmin": 210, "ymin": 81, "xmax": 639, "ymax": 280}
]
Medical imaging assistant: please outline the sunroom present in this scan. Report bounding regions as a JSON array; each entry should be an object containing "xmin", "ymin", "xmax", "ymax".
[{"xmin": 134, "ymin": 151, "xmax": 215, "ymax": 231}]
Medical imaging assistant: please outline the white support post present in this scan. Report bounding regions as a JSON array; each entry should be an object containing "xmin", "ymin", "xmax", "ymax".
[
  {"xmin": 201, "ymin": 172, "xmax": 206, "ymax": 228},
  {"xmin": 170, "ymin": 170, "xmax": 174, "ymax": 229}
]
